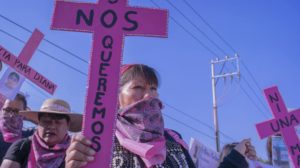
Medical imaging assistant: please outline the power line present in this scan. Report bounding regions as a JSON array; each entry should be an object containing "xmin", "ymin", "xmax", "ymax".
[
  {"xmin": 164, "ymin": 102, "xmax": 236, "ymax": 142},
  {"xmin": 43, "ymin": 39, "xmax": 88, "ymax": 64},
  {"xmin": 25, "ymin": 80, "xmax": 50, "ymax": 99},
  {"xmin": 0, "ymin": 14, "xmax": 88, "ymax": 64},
  {"xmin": 219, "ymin": 64, "xmax": 269, "ymax": 119},
  {"xmin": 163, "ymin": 113, "xmax": 221, "ymax": 143},
  {"xmin": 150, "ymin": 0, "xmax": 226, "ymax": 88},
  {"xmin": 240, "ymin": 74, "xmax": 270, "ymax": 115},
  {"xmin": 226, "ymin": 61, "xmax": 266, "ymax": 114},
  {"xmin": 241, "ymin": 60, "xmax": 263, "ymax": 91},
  {"xmin": 164, "ymin": 0, "xmax": 229, "ymax": 56},
  {"xmin": 0, "ymin": 11, "xmax": 230, "ymax": 126},
  {"xmin": 179, "ymin": 1, "xmax": 264, "ymax": 98},
  {"xmin": 163, "ymin": 0, "xmax": 229, "ymax": 85},
  {"xmin": 237, "ymin": 79, "xmax": 269, "ymax": 119},
  {"xmin": 0, "ymin": 8, "xmax": 269, "ymax": 141},
  {"xmin": 240, "ymin": 60, "xmax": 270, "ymax": 113},
  {"xmin": 181, "ymin": 0, "xmax": 237, "ymax": 53},
  {"xmin": 1, "ymin": 4, "xmax": 267, "ymax": 118},
  {"xmin": 149, "ymin": 0, "xmax": 219, "ymax": 57},
  {"xmin": 216, "ymin": 78, "xmax": 233, "ymax": 106},
  {"xmin": 0, "ymin": 10, "xmax": 228, "ymax": 144},
  {"xmin": 222, "ymin": 61, "xmax": 269, "ymax": 118},
  {"xmin": 174, "ymin": 0, "xmax": 231, "ymax": 86},
  {"xmin": 37, "ymin": 48, "xmax": 87, "ymax": 76},
  {"xmin": 216, "ymin": 61, "xmax": 268, "ymax": 119},
  {"xmin": 155, "ymin": 1, "xmax": 270, "ymax": 118},
  {"xmin": 215, "ymin": 62, "xmax": 226, "ymax": 85},
  {"xmin": 0, "ymin": 28, "xmax": 88, "ymax": 76},
  {"xmin": 0, "ymin": 26, "xmax": 224, "ymax": 143}
]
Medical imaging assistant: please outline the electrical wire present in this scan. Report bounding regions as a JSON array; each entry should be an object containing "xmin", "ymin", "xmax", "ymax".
[
  {"xmin": 0, "ymin": 14, "xmax": 89, "ymax": 64},
  {"xmin": 149, "ymin": 0, "xmax": 271, "ymax": 118},
  {"xmin": 180, "ymin": 0, "xmax": 237, "ymax": 53},
  {"xmin": 165, "ymin": 0, "xmax": 229, "ymax": 56},
  {"xmin": 0, "ymin": 8, "xmax": 268, "ymax": 144},
  {"xmin": 179, "ymin": 1, "xmax": 265, "ymax": 99},
  {"xmin": 163, "ymin": 113, "xmax": 220, "ymax": 143},
  {"xmin": 0, "ymin": 28, "xmax": 87, "ymax": 76},
  {"xmin": 164, "ymin": 102, "xmax": 236, "ymax": 142}
]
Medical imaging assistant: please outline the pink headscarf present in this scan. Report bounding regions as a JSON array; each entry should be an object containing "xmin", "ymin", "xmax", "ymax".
[{"xmin": 120, "ymin": 64, "xmax": 135, "ymax": 75}]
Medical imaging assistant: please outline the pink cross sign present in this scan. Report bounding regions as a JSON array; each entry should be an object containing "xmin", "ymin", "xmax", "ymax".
[
  {"xmin": 256, "ymin": 86, "xmax": 300, "ymax": 168},
  {"xmin": 0, "ymin": 29, "xmax": 57, "ymax": 96},
  {"xmin": 51, "ymin": 0, "xmax": 168, "ymax": 167}
]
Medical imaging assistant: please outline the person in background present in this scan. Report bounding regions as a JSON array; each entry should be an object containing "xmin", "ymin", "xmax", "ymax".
[
  {"xmin": 0, "ymin": 93, "xmax": 34, "ymax": 164},
  {"xmin": 218, "ymin": 139, "xmax": 257, "ymax": 168},
  {"xmin": 1, "ymin": 98, "xmax": 82, "ymax": 168}
]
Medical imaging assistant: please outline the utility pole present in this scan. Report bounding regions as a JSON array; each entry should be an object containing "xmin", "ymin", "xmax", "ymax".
[{"xmin": 211, "ymin": 54, "xmax": 240, "ymax": 152}]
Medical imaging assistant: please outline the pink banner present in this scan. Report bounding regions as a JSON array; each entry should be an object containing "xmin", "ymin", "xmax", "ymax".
[
  {"xmin": 256, "ymin": 86, "xmax": 300, "ymax": 168},
  {"xmin": 51, "ymin": 0, "xmax": 168, "ymax": 167},
  {"xmin": 0, "ymin": 45, "xmax": 57, "ymax": 95}
]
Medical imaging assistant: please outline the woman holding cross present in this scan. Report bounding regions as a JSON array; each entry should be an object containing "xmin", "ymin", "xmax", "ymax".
[{"xmin": 65, "ymin": 64, "xmax": 196, "ymax": 168}]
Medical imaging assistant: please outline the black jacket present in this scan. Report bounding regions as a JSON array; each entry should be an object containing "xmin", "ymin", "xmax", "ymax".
[{"xmin": 218, "ymin": 149, "xmax": 248, "ymax": 168}]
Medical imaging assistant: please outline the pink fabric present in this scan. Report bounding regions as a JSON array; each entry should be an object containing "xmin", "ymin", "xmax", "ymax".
[
  {"xmin": 120, "ymin": 64, "xmax": 135, "ymax": 75},
  {"xmin": 0, "ymin": 115, "xmax": 23, "ymax": 142},
  {"xmin": 28, "ymin": 143, "xmax": 37, "ymax": 168},
  {"xmin": 116, "ymin": 97, "xmax": 166, "ymax": 168},
  {"xmin": 165, "ymin": 128, "xmax": 188, "ymax": 150},
  {"xmin": 28, "ymin": 131, "xmax": 70, "ymax": 168}
]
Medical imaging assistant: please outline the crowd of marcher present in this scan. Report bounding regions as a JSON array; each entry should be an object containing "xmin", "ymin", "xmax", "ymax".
[{"xmin": 0, "ymin": 64, "xmax": 279, "ymax": 168}]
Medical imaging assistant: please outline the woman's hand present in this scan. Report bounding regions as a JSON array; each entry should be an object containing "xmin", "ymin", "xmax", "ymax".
[
  {"xmin": 245, "ymin": 141, "xmax": 257, "ymax": 160},
  {"xmin": 65, "ymin": 134, "xmax": 96, "ymax": 168},
  {"xmin": 233, "ymin": 139, "xmax": 249, "ymax": 157},
  {"xmin": 234, "ymin": 138, "xmax": 257, "ymax": 160}
]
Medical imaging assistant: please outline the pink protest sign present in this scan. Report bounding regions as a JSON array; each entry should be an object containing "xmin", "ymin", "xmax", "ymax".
[
  {"xmin": 18, "ymin": 29, "xmax": 44, "ymax": 63},
  {"xmin": 0, "ymin": 29, "xmax": 57, "ymax": 95},
  {"xmin": 51, "ymin": 0, "xmax": 168, "ymax": 167},
  {"xmin": 256, "ymin": 86, "xmax": 300, "ymax": 168}
]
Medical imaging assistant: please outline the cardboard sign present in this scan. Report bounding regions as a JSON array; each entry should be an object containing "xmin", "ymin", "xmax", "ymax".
[
  {"xmin": 0, "ymin": 29, "xmax": 57, "ymax": 96},
  {"xmin": 256, "ymin": 86, "xmax": 300, "ymax": 168},
  {"xmin": 272, "ymin": 136, "xmax": 292, "ymax": 168},
  {"xmin": 189, "ymin": 138, "xmax": 219, "ymax": 168},
  {"xmin": 51, "ymin": 0, "xmax": 168, "ymax": 167},
  {"xmin": 0, "ymin": 68, "xmax": 25, "ymax": 100}
]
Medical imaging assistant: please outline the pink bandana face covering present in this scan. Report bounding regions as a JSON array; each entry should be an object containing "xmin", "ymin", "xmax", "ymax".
[
  {"xmin": 28, "ymin": 131, "xmax": 70, "ymax": 168},
  {"xmin": 0, "ymin": 114, "xmax": 23, "ymax": 143},
  {"xmin": 116, "ymin": 97, "xmax": 166, "ymax": 167}
]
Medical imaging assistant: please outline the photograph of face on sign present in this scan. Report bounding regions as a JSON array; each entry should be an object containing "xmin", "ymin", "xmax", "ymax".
[{"xmin": 0, "ymin": 68, "xmax": 25, "ymax": 100}]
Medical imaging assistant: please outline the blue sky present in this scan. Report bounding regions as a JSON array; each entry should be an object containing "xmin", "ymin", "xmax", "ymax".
[{"xmin": 0, "ymin": 0, "xmax": 300, "ymax": 161}]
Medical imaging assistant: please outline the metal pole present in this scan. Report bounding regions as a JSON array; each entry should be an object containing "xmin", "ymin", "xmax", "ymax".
[{"xmin": 211, "ymin": 61, "xmax": 220, "ymax": 152}]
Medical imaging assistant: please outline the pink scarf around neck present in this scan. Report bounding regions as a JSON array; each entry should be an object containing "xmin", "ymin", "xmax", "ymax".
[
  {"xmin": 0, "ymin": 115, "xmax": 23, "ymax": 143},
  {"xmin": 27, "ymin": 131, "xmax": 70, "ymax": 168},
  {"xmin": 115, "ymin": 97, "xmax": 166, "ymax": 168}
]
